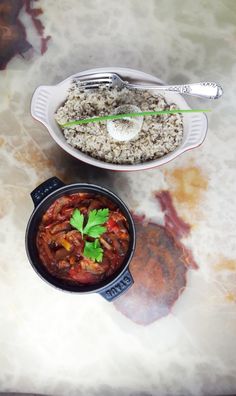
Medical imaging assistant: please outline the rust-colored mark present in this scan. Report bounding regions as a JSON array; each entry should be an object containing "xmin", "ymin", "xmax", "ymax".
[
  {"xmin": 180, "ymin": 245, "xmax": 198, "ymax": 270},
  {"xmin": 165, "ymin": 166, "xmax": 208, "ymax": 209},
  {"xmin": 214, "ymin": 257, "xmax": 236, "ymax": 272},
  {"xmin": 154, "ymin": 191, "xmax": 198, "ymax": 272},
  {"xmin": 0, "ymin": 205, "xmax": 7, "ymax": 219},
  {"xmin": 114, "ymin": 192, "xmax": 198, "ymax": 325},
  {"xmin": 14, "ymin": 142, "xmax": 66, "ymax": 184},
  {"xmin": 225, "ymin": 292, "xmax": 236, "ymax": 303},
  {"xmin": 155, "ymin": 190, "xmax": 191, "ymax": 239},
  {"xmin": 40, "ymin": 35, "xmax": 51, "ymax": 54},
  {"xmin": 0, "ymin": 137, "xmax": 5, "ymax": 146},
  {"xmin": 0, "ymin": 0, "xmax": 50, "ymax": 70},
  {"xmin": 0, "ymin": 192, "xmax": 9, "ymax": 219},
  {"xmin": 0, "ymin": 0, "xmax": 31, "ymax": 69},
  {"xmin": 14, "ymin": 143, "xmax": 54, "ymax": 170},
  {"xmin": 25, "ymin": 0, "xmax": 51, "ymax": 54},
  {"xmin": 155, "ymin": 191, "xmax": 198, "ymax": 269}
]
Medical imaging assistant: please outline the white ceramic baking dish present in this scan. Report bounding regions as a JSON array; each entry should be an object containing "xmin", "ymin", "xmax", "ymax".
[{"xmin": 31, "ymin": 67, "xmax": 208, "ymax": 171}]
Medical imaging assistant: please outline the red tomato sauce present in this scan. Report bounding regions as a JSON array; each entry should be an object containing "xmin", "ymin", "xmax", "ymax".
[{"xmin": 36, "ymin": 193, "xmax": 130, "ymax": 285}]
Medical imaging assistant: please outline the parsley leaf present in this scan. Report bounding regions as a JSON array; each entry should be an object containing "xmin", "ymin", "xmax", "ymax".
[
  {"xmin": 69, "ymin": 208, "xmax": 84, "ymax": 237},
  {"xmin": 83, "ymin": 239, "xmax": 103, "ymax": 263},
  {"xmin": 70, "ymin": 208, "xmax": 110, "ymax": 262},
  {"xmin": 83, "ymin": 208, "xmax": 109, "ymax": 237},
  {"xmin": 86, "ymin": 225, "xmax": 107, "ymax": 238}
]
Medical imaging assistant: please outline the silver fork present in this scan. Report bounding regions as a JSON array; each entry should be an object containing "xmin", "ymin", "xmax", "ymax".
[{"xmin": 75, "ymin": 72, "xmax": 223, "ymax": 99}]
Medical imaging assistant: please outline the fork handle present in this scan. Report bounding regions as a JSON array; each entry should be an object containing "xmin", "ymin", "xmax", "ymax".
[{"xmin": 124, "ymin": 82, "xmax": 223, "ymax": 99}]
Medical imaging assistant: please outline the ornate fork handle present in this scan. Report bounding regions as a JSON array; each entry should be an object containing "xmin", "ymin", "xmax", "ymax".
[{"xmin": 125, "ymin": 82, "xmax": 223, "ymax": 99}]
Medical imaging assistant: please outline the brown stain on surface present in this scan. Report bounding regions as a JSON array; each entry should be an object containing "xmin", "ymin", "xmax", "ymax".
[
  {"xmin": 225, "ymin": 292, "xmax": 236, "ymax": 303},
  {"xmin": 114, "ymin": 220, "xmax": 196, "ymax": 325},
  {"xmin": 0, "ymin": 202, "xmax": 7, "ymax": 219},
  {"xmin": 214, "ymin": 257, "xmax": 236, "ymax": 272},
  {"xmin": 0, "ymin": 191, "xmax": 10, "ymax": 219},
  {"xmin": 155, "ymin": 190, "xmax": 191, "ymax": 239},
  {"xmin": 114, "ymin": 191, "xmax": 198, "ymax": 325},
  {"xmin": 165, "ymin": 166, "xmax": 208, "ymax": 209},
  {"xmin": 14, "ymin": 143, "xmax": 54, "ymax": 171},
  {"xmin": 13, "ymin": 143, "xmax": 66, "ymax": 184},
  {"xmin": 24, "ymin": 0, "xmax": 51, "ymax": 54},
  {"xmin": 213, "ymin": 257, "xmax": 236, "ymax": 304},
  {"xmin": 0, "ymin": 0, "xmax": 50, "ymax": 70},
  {"xmin": 155, "ymin": 191, "xmax": 198, "ymax": 269},
  {"xmin": 0, "ymin": 0, "xmax": 31, "ymax": 69}
]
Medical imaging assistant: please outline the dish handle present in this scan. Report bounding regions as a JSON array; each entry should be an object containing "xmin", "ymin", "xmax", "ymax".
[
  {"xmin": 99, "ymin": 268, "xmax": 134, "ymax": 302},
  {"xmin": 31, "ymin": 85, "xmax": 54, "ymax": 124},
  {"xmin": 182, "ymin": 112, "xmax": 208, "ymax": 151},
  {"xmin": 31, "ymin": 177, "xmax": 65, "ymax": 208}
]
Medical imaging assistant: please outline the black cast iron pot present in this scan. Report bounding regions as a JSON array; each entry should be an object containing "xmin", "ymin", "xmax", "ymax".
[{"xmin": 25, "ymin": 177, "xmax": 136, "ymax": 301}]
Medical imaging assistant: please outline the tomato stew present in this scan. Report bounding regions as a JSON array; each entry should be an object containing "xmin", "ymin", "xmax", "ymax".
[{"xmin": 36, "ymin": 193, "xmax": 130, "ymax": 285}]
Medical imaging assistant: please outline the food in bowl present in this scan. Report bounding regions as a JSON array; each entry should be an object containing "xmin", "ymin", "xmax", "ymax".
[
  {"xmin": 36, "ymin": 192, "xmax": 130, "ymax": 285},
  {"xmin": 55, "ymin": 82, "xmax": 183, "ymax": 164}
]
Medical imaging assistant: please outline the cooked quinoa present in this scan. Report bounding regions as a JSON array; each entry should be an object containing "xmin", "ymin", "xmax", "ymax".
[{"xmin": 55, "ymin": 82, "xmax": 183, "ymax": 164}]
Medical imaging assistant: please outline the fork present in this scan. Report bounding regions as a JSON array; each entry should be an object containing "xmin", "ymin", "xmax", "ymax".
[{"xmin": 76, "ymin": 72, "xmax": 223, "ymax": 99}]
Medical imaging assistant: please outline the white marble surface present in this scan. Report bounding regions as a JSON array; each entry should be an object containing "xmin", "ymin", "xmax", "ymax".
[{"xmin": 1, "ymin": 0, "xmax": 236, "ymax": 395}]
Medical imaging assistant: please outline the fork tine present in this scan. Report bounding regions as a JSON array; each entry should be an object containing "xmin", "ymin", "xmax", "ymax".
[
  {"xmin": 78, "ymin": 77, "xmax": 113, "ymax": 90},
  {"xmin": 80, "ymin": 84, "xmax": 110, "ymax": 90},
  {"xmin": 74, "ymin": 72, "xmax": 118, "ymax": 90},
  {"xmin": 79, "ymin": 78, "xmax": 112, "ymax": 85},
  {"xmin": 75, "ymin": 72, "xmax": 113, "ymax": 80}
]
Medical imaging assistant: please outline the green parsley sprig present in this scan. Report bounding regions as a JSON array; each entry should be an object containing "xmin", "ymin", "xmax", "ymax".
[
  {"xmin": 83, "ymin": 239, "xmax": 104, "ymax": 263},
  {"xmin": 70, "ymin": 208, "xmax": 109, "ymax": 262}
]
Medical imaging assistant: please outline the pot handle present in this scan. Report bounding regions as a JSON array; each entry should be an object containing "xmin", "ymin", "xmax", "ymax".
[
  {"xmin": 99, "ymin": 268, "xmax": 134, "ymax": 302},
  {"xmin": 31, "ymin": 177, "xmax": 65, "ymax": 207}
]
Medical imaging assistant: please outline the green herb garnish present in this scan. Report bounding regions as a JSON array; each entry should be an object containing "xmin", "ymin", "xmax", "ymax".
[
  {"xmin": 69, "ymin": 208, "xmax": 110, "ymax": 262},
  {"xmin": 83, "ymin": 208, "xmax": 109, "ymax": 237},
  {"xmin": 60, "ymin": 109, "xmax": 211, "ymax": 128},
  {"xmin": 70, "ymin": 208, "xmax": 109, "ymax": 238},
  {"xmin": 83, "ymin": 239, "xmax": 104, "ymax": 263},
  {"xmin": 70, "ymin": 208, "xmax": 84, "ymax": 238}
]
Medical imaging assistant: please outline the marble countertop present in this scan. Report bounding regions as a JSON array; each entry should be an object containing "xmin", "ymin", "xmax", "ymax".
[{"xmin": 1, "ymin": 0, "xmax": 236, "ymax": 395}]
